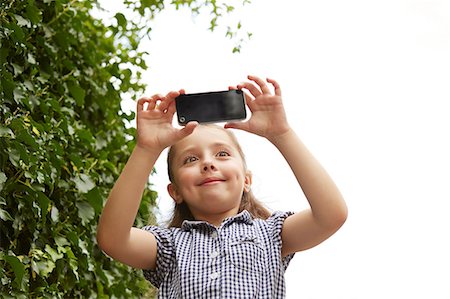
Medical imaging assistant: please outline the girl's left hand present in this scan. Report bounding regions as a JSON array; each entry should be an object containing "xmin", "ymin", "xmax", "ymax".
[{"xmin": 225, "ymin": 75, "xmax": 291, "ymax": 140}]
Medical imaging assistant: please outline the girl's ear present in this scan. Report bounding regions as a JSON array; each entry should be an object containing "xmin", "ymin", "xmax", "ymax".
[
  {"xmin": 244, "ymin": 170, "xmax": 252, "ymax": 193},
  {"xmin": 167, "ymin": 183, "xmax": 183, "ymax": 204}
]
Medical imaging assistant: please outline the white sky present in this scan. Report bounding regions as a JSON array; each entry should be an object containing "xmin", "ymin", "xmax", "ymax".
[{"xmin": 98, "ymin": 1, "xmax": 450, "ymax": 298}]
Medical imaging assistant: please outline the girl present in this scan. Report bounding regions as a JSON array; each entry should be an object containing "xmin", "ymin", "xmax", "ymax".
[{"xmin": 97, "ymin": 75, "xmax": 348, "ymax": 298}]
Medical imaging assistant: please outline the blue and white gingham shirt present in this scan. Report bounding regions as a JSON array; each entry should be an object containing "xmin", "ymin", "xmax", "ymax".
[{"xmin": 142, "ymin": 210, "xmax": 295, "ymax": 298}]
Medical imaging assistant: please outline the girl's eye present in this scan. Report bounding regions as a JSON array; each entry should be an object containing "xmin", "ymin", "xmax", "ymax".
[
  {"xmin": 217, "ymin": 150, "xmax": 230, "ymax": 157},
  {"xmin": 184, "ymin": 156, "xmax": 198, "ymax": 164}
]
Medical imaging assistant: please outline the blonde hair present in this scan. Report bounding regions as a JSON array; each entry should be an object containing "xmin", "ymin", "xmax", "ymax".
[{"xmin": 166, "ymin": 125, "xmax": 271, "ymax": 227}]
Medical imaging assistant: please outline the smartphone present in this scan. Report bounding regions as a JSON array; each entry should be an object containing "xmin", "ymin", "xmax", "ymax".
[{"xmin": 175, "ymin": 89, "xmax": 247, "ymax": 125}]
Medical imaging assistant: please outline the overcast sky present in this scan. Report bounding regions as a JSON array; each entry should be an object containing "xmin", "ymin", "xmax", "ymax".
[{"xmin": 98, "ymin": 1, "xmax": 450, "ymax": 298}]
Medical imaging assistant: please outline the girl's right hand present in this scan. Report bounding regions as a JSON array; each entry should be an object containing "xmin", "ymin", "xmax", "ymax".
[{"xmin": 136, "ymin": 91, "xmax": 198, "ymax": 153}]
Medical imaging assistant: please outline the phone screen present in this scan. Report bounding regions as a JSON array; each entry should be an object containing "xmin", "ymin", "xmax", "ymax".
[{"xmin": 175, "ymin": 90, "xmax": 246, "ymax": 125}]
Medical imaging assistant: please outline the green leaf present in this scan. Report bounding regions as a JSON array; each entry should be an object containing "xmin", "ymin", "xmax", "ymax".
[
  {"xmin": 36, "ymin": 192, "xmax": 50, "ymax": 221},
  {"xmin": 8, "ymin": 148, "xmax": 21, "ymax": 167},
  {"xmin": 76, "ymin": 129, "xmax": 95, "ymax": 143},
  {"xmin": 54, "ymin": 236, "xmax": 70, "ymax": 249},
  {"xmin": 0, "ymin": 172, "xmax": 7, "ymax": 192},
  {"xmin": 11, "ymin": 63, "xmax": 24, "ymax": 76},
  {"xmin": 76, "ymin": 201, "xmax": 95, "ymax": 225},
  {"xmin": 45, "ymin": 245, "xmax": 64, "ymax": 262},
  {"xmin": 27, "ymin": 53, "xmax": 36, "ymax": 64},
  {"xmin": 102, "ymin": 161, "xmax": 116, "ymax": 173},
  {"xmin": 14, "ymin": 14, "xmax": 31, "ymax": 27},
  {"xmin": 115, "ymin": 13, "xmax": 127, "ymax": 28},
  {"xmin": 0, "ymin": 208, "xmax": 14, "ymax": 221},
  {"xmin": 68, "ymin": 80, "xmax": 86, "ymax": 107},
  {"xmin": 73, "ymin": 174, "xmax": 95, "ymax": 193},
  {"xmin": 32, "ymin": 259, "xmax": 55, "ymax": 279},
  {"xmin": 9, "ymin": 22, "xmax": 25, "ymax": 41},
  {"xmin": 78, "ymin": 239, "xmax": 89, "ymax": 256},
  {"xmin": 65, "ymin": 248, "xmax": 79, "ymax": 280},
  {"xmin": 17, "ymin": 130, "xmax": 39, "ymax": 149},
  {"xmin": 25, "ymin": 1, "xmax": 42, "ymax": 24},
  {"xmin": 4, "ymin": 255, "xmax": 26, "ymax": 289},
  {"xmin": 69, "ymin": 153, "xmax": 83, "ymax": 170},
  {"xmin": 50, "ymin": 205, "xmax": 59, "ymax": 223},
  {"xmin": 1, "ymin": 69, "xmax": 15, "ymax": 100},
  {"xmin": 86, "ymin": 187, "xmax": 103, "ymax": 214}
]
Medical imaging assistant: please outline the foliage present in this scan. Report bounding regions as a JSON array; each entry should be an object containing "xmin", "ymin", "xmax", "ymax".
[{"xmin": 0, "ymin": 0, "xmax": 249, "ymax": 298}]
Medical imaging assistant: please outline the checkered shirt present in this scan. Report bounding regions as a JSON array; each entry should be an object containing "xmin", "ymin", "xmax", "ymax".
[{"xmin": 142, "ymin": 210, "xmax": 295, "ymax": 298}]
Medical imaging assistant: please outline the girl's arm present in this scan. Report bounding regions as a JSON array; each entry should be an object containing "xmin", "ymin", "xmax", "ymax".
[
  {"xmin": 96, "ymin": 92, "xmax": 197, "ymax": 269},
  {"xmin": 96, "ymin": 145, "xmax": 160, "ymax": 269},
  {"xmin": 269, "ymin": 129, "xmax": 347, "ymax": 256},
  {"xmin": 227, "ymin": 75, "xmax": 347, "ymax": 257}
]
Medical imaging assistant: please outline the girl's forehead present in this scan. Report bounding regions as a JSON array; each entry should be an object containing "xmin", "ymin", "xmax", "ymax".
[{"xmin": 175, "ymin": 126, "xmax": 237, "ymax": 150}]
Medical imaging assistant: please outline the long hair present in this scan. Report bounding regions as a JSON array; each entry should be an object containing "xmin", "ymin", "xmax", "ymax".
[{"xmin": 166, "ymin": 125, "xmax": 271, "ymax": 228}]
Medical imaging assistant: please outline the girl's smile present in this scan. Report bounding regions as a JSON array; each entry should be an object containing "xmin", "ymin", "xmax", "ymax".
[{"xmin": 198, "ymin": 177, "xmax": 226, "ymax": 186}]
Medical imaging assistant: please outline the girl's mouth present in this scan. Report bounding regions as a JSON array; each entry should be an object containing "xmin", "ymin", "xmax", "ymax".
[{"xmin": 198, "ymin": 177, "xmax": 225, "ymax": 186}]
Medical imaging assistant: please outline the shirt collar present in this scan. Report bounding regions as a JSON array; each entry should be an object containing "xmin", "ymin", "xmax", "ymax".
[{"xmin": 181, "ymin": 210, "xmax": 253, "ymax": 231}]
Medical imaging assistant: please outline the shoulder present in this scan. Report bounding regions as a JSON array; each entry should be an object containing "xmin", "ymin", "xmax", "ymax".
[
  {"xmin": 141, "ymin": 225, "xmax": 184, "ymax": 242},
  {"xmin": 252, "ymin": 211, "xmax": 294, "ymax": 241},
  {"xmin": 141, "ymin": 225, "xmax": 182, "ymax": 286},
  {"xmin": 141, "ymin": 224, "xmax": 197, "ymax": 250},
  {"xmin": 254, "ymin": 211, "xmax": 294, "ymax": 229},
  {"xmin": 266, "ymin": 210, "xmax": 295, "ymax": 223}
]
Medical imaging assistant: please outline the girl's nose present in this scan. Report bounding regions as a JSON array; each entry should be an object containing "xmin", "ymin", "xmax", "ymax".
[{"xmin": 202, "ymin": 162, "xmax": 216, "ymax": 172}]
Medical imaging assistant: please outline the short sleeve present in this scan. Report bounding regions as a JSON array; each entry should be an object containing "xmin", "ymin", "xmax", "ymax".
[
  {"xmin": 141, "ymin": 225, "xmax": 175, "ymax": 287},
  {"xmin": 266, "ymin": 211, "xmax": 295, "ymax": 270}
]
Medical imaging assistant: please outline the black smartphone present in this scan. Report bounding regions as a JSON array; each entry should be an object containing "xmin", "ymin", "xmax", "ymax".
[{"xmin": 175, "ymin": 89, "xmax": 247, "ymax": 125}]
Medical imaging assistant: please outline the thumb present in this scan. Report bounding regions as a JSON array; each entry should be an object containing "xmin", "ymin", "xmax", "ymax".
[
  {"xmin": 177, "ymin": 121, "xmax": 198, "ymax": 139},
  {"xmin": 224, "ymin": 121, "xmax": 250, "ymax": 132}
]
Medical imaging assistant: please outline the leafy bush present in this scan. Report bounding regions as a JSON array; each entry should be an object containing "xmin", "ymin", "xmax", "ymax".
[
  {"xmin": 1, "ymin": 0, "xmax": 247, "ymax": 297},
  {"xmin": 0, "ymin": 0, "xmax": 158, "ymax": 297}
]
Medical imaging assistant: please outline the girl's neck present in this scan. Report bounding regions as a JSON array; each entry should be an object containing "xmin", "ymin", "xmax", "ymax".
[{"xmin": 191, "ymin": 207, "xmax": 240, "ymax": 227}]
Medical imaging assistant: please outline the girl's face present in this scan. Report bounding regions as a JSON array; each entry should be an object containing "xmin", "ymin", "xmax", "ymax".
[{"xmin": 167, "ymin": 126, "xmax": 252, "ymax": 224}]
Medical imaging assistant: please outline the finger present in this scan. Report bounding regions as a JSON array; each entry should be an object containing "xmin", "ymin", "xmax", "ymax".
[
  {"xmin": 166, "ymin": 101, "xmax": 177, "ymax": 117},
  {"xmin": 236, "ymin": 85, "xmax": 255, "ymax": 107},
  {"xmin": 178, "ymin": 121, "xmax": 198, "ymax": 137},
  {"xmin": 267, "ymin": 78, "xmax": 282, "ymax": 96},
  {"xmin": 242, "ymin": 90, "xmax": 254, "ymax": 109},
  {"xmin": 138, "ymin": 96, "xmax": 159, "ymax": 111},
  {"xmin": 224, "ymin": 121, "xmax": 250, "ymax": 133},
  {"xmin": 159, "ymin": 91, "xmax": 179, "ymax": 112},
  {"xmin": 148, "ymin": 94, "xmax": 164, "ymax": 110},
  {"xmin": 137, "ymin": 97, "xmax": 151, "ymax": 112},
  {"xmin": 238, "ymin": 82, "xmax": 261, "ymax": 98},
  {"xmin": 166, "ymin": 90, "xmax": 180, "ymax": 99},
  {"xmin": 248, "ymin": 75, "xmax": 271, "ymax": 94}
]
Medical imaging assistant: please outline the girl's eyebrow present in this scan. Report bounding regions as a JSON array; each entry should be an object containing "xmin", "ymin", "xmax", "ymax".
[
  {"xmin": 211, "ymin": 142, "xmax": 233, "ymax": 149},
  {"xmin": 176, "ymin": 146, "xmax": 199, "ymax": 163},
  {"xmin": 177, "ymin": 142, "xmax": 233, "ymax": 158},
  {"xmin": 176, "ymin": 147, "xmax": 196, "ymax": 160}
]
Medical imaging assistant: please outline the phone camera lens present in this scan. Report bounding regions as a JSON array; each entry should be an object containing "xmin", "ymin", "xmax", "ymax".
[{"xmin": 180, "ymin": 116, "xmax": 186, "ymax": 123}]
